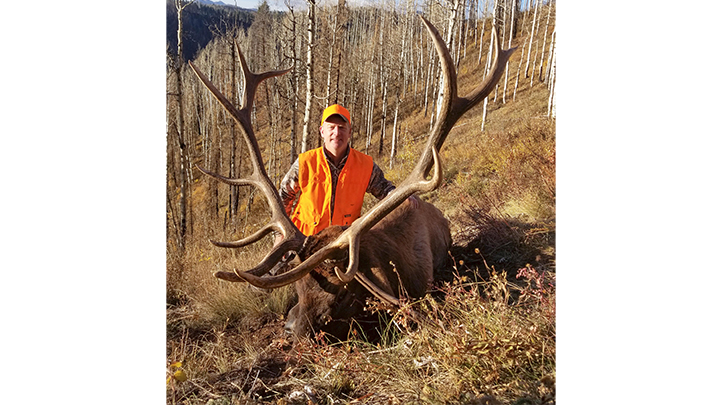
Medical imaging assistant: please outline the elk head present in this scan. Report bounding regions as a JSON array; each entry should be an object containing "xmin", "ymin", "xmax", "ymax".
[{"xmin": 190, "ymin": 16, "xmax": 515, "ymax": 338}]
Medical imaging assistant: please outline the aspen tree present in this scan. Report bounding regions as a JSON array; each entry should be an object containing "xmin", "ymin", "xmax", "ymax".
[
  {"xmin": 390, "ymin": 84, "xmax": 400, "ymax": 168},
  {"xmin": 301, "ymin": 0, "xmax": 316, "ymax": 153},
  {"xmin": 365, "ymin": 68, "xmax": 376, "ymax": 153},
  {"xmin": 502, "ymin": 0, "xmax": 516, "ymax": 103},
  {"xmin": 223, "ymin": 31, "xmax": 241, "ymax": 223},
  {"xmin": 253, "ymin": 4, "xmax": 283, "ymax": 182},
  {"xmin": 334, "ymin": 0, "xmax": 347, "ymax": 105},
  {"xmin": 537, "ymin": 1, "xmax": 553, "ymax": 82},
  {"xmin": 283, "ymin": 3, "xmax": 300, "ymax": 163},
  {"xmin": 490, "ymin": 0, "xmax": 501, "ymax": 105},
  {"xmin": 546, "ymin": 27, "xmax": 556, "ymax": 118},
  {"xmin": 477, "ymin": 0, "xmax": 489, "ymax": 66},
  {"xmin": 463, "ymin": 0, "xmax": 473, "ymax": 60},
  {"xmin": 481, "ymin": 11, "xmax": 496, "ymax": 131},
  {"xmin": 423, "ymin": 0, "xmax": 436, "ymax": 116},
  {"xmin": 436, "ymin": 0, "xmax": 462, "ymax": 121},
  {"xmin": 192, "ymin": 37, "xmax": 222, "ymax": 225},
  {"xmin": 399, "ymin": 0, "xmax": 410, "ymax": 98},
  {"xmin": 390, "ymin": 11, "xmax": 402, "ymax": 170},
  {"xmin": 512, "ymin": 39, "xmax": 526, "ymax": 100},
  {"xmin": 201, "ymin": 39, "xmax": 224, "ymax": 222},
  {"xmin": 511, "ymin": 0, "xmax": 530, "ymax": 100},
  {"xmin": 378, "ymin": 9, "xmax": 387, "ymax": 156},
  {"xmin": 172, "ymin": 0, "xmax": 195, "ymax": 251},
  {"xmin": 411, "ymin": 11, "xmax": 423, "ymax": 107},
  {"xmin": 491, "ymin": 0, "xmax": 501, "ymax": 103},
  {"xmin": 323, "ymin": 4, "xmax": 339, "ymax": 109},
  {"xmin": 546, "ymin": 25, "xmax": 555, "ymax": 92},
  {"xmin": 423, "ymin": 44, "xmax": 434, "ymax": 116},
  {"xmin": 455, "ymin": 0, "xmax": 466, "ymax": 65},
  {"xmin": 166, "ymin": 89, "xmax": 181, "ymax": 251},
  {"xmin": 529, "ymin": 4, "xmax": 542, "ymax": 86},
  {"xmin": 524, "ymin": 0, "xmax": 539, "ymax": 78},
  {"xmin": 379, "ymin": 77, "xmax": 388, "ymax": 156}
]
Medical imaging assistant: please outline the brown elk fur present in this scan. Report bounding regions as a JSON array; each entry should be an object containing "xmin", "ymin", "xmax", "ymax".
[{"xmin": 284, "ymin": 197, "xmax": 451, "ymax": 337}]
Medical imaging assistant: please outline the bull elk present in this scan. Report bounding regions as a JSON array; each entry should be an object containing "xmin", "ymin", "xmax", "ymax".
[{"xmin": 189, "ymin": 16, "xmax": 515, "ymax": 337}]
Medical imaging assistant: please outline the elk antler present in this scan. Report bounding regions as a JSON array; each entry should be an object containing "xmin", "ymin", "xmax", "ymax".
[
  {"xmin": 189, "ymin": 42, "xmax": 306, "ymax": 280},
  {"xmin": 234, "ymin": 16, "xmax": 516, "ymax": 290},
  {"xmin": 412, "ymin": 15, "xmax": 516, "ymax": 178}
]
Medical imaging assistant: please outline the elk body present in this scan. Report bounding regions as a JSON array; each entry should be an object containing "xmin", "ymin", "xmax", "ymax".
[
  {"xmin": 283, "ymin": 198, "xmax": 450, "ymax": 337},
  {"xmin": 189, "ymin": 16, "xmax": 515, "ymax": 338}
]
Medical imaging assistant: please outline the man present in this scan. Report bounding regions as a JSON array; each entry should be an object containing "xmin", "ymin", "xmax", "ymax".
[{"xmin": 277, "ymin": 104, "xmax": 416, "ymax": 239}]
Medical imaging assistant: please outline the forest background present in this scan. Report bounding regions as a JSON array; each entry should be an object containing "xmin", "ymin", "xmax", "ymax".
[{"xmin": 2, "ymin": 1, "xmax": 719, "ymax": 405}]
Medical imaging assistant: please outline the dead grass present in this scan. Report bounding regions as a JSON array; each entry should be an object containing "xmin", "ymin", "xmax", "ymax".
[{"xmin": 166, "ymin": 265, "xmax": 555, "ymax": 404}]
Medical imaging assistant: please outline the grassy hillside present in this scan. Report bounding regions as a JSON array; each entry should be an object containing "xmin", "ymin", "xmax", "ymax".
[{"xmin": 166, "ymin": 15, "xmax": 555, "ymax": 404}]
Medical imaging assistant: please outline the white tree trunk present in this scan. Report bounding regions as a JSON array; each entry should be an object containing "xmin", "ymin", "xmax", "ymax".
[
  {"xmin": 436, "ymin": 0, "xmax": 462, "ymax": 122},
  {"xmin": 537, "ymin": 1, "xmax": 553, "ymax": 82},
  {"xmin": 477, "ymin": 0, "xmax": 487, "ymax": 66},
  {"xmin": 324, "ymin": 7, "xmax": 338, "ymax": 108},
  {"xmin": 502, "ymin": 0, "xmax": 516, "ymax": 103},
  {"xmin": 512, "ymin": 39, "xmax": 526, "ymax": 101},
  {"xmin": 481, "ymin": 21, "xmax": 496, "ymax": 132},
  {"xmin": 390, "ymin": 89, "xmax": 400, "ymax": 168},
  {"xmin": 301, "ymin": 0, "xmax": 316, "ymax": 153},
  {"xmin": 524, "ymin": 0, "xmax": 539, "ymax": 78},
  {"xmin": 546, "ymin": 28, "xmax": 556, "ymax": 118},
  {"xmin": 365, "ymin": 73, "xmax": 375, "ymax": 153}
]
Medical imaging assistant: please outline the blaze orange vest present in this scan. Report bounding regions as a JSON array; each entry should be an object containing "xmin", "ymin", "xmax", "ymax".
[{"xmin": 292, "ymin": 147, "xmax": 374, "ymax": 236}]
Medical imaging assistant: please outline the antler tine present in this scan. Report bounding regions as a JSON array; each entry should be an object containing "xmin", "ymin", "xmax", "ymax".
[
  {"xmin": 212, "ymin": 225, "xmax": 310, "ymax": 282},
  {"xmin": 217, "ymin": 240, "xmax": 341, "ymax": 288},
  {"xmin": 189, "ymin": 43, "xmax": 306, "ymax": 280},
  {"xmin": 234, "ymin": 41, "xmax": 290, "ymax": 113}
]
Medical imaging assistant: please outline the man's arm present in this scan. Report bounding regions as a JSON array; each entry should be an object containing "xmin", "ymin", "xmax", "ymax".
[
  {"xmin": 279, "ymin": 159, "xmax": 301, "ymax": 216},
  {"xmin": 366, "ymin": 162, "xmax": 396, "ymax": 200},
  {"xmin": 366, "ymin": 162, "xmax": 419, "ymax": 208}
]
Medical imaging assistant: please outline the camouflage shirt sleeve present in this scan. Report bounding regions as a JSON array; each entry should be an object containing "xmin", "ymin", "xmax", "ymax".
[
  {"xmin": 366, "ymin": 162, "xmax": 396, "ymax": 200},
  {"xmin": 278, "ymin": 158, "xmax": 301, "ymax": 216}
]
